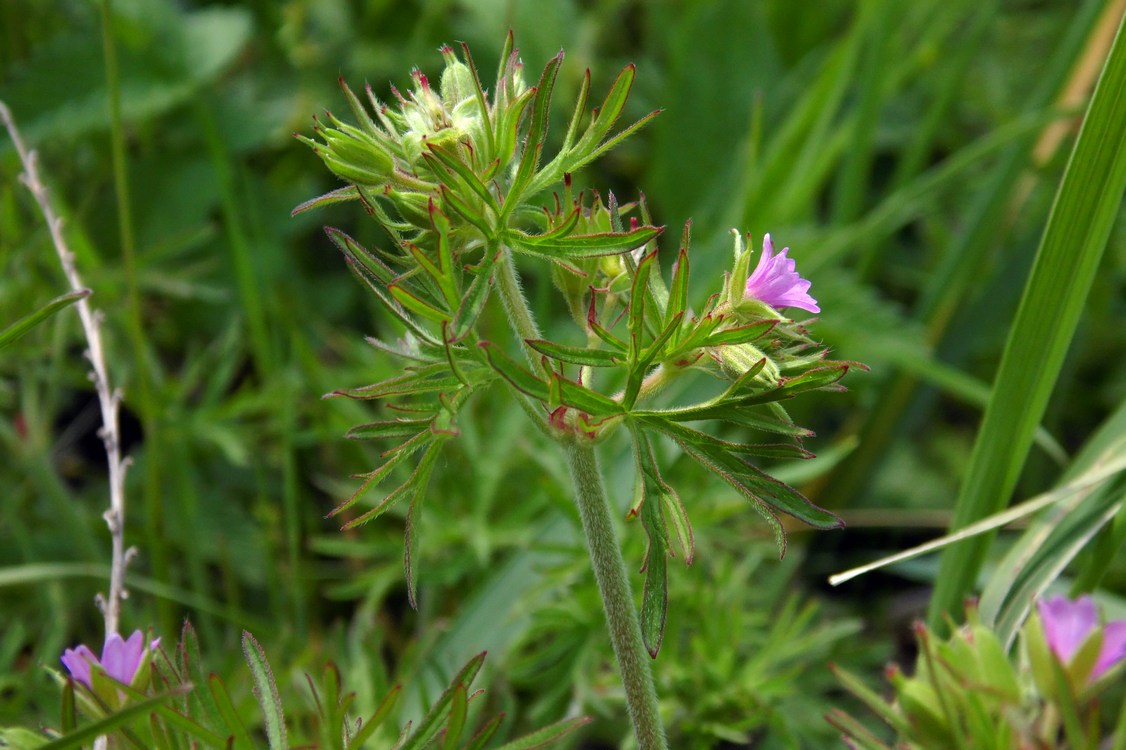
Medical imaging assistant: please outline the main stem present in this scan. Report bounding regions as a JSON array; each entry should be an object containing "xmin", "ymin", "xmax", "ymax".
[
  {"xmin": 495, "ymin": 245, "xmax": 667, "ymax": 748},
  {"xmin": 564, "ymin": 441, "xmax": 667, "ymax": 750}
]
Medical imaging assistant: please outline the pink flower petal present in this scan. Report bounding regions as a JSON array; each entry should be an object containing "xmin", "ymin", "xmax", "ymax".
[
  {"xmin": 1038, "ymin": 595, "xmax": 1097, "ymax": 664},
  {"xmin": 743, "ymin": 234, "xmax": 819, "ymax": 313},
  {"xmin": 61, "ymin": 644, "xmax": 99, "ymax": 688},
  {"xmin": 1093, "ymin": 620, "xmax": 1126, "ymax": 679},
  {"xmin": 100, "ymin": 630, "xmax": 146, "ymax": 684}
]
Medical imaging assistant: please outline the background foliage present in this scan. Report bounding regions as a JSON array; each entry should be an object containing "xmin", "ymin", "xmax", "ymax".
[{"xmin": 2, "ymin": 0, "xmax": 1124, "ymax": 747}]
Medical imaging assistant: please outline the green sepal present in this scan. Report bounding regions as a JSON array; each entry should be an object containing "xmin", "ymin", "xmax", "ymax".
[
  {"xmin": 457, "ymin": 41, "xmax": 497, "ymax": 159},
  {"xmin": 698, "ymin": 320, "xmax": 777, "ymax": 348},
  {"xmin": 479, "ymin": 342, "xmax": 550, "ymax": 402},
  {"xmin": 829, "ymin": 662, "xmax": 914, "ymax": 739},
  {"xmin": 525, "ymin": 339, "xmax": 621, "ymax": 367},
  {"xmin": 241, "ymin": 632, "xmax": 287, "ymax": 750},
  {"xmin": 503, "ymin": 224, "xmax": 662, "ymax": 260},
  {"xmin": 337, "ymin": 77, "xmax": 382, "ymax": 140},
  {"xmin": 494, "ymin": 87, "xmax": 536, "ymax": 176}
]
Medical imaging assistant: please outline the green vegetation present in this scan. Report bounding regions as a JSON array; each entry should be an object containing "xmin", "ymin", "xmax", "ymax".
[{"xmin": 2, "ymin": 1, "xmax": 1124, "ymax": 747}]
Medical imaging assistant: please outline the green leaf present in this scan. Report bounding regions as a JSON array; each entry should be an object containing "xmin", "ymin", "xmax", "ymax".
[
  {"xmin": 179, "ymin": 621, "xmax": 224, "ymax": 735},
  {"xmin": 479, "ymin": 341, "xmax": 550, "ymax": 402},
  {"xmin": 637, "ymin": 415, "xmax": 812, "ymax": 461},
  {"xmin": 680, "ymin": 440, "xmax": 842, "ymax": 557},
  {"xmin": 439, "ymin": 684, "xmax": 468, "ymax": 750},
  {"xmin": 547, "ymin": 373, "xmax": 625, "ymax": 420},
  {"xmin": 503, "ymin": 225, "xmax": 662, "ymax": 260},
  {"xmin": 632, "ymin": 430, "xmax": 674, "ymax": 657},
  {"xmin": 290, "ymin": 184, "xmax": 360, "ymax": 215},
  {"xmin": 345, "ymin": 419, "xmax": 433, "ymax": 441},
  {"xmin": 326, "ymin": 363, "xmax": 474, "ymax": 401},
  {"xmin": 664, "ymin": 232, "xmax": 691, "ymax": 332},
  {"xmin": 928, "ymin": 15, "xmax": 1126, "ymax": 626},
  {"xmin": 241, "ymin": 632, "xmax": 287, "ymax": 750},
  {"xmin": 398, "ymin": 653, "xmax": 485, "ymax": 750},
  {"xmin": 423, "ymin": 145, "xmax": 501, "ymax": 219},
  {"xmin": 0, "ymin": 728, "xmax": 49, "ymax": 749},
  {"xmin": 526, "ymin": 339, "xmax": 620, "ymax": 367},
  {"xmin": 503, "ymin": 51, "xmax": 564, "ymax": 215},
  {"xmin": 0, "ymin": 290, "xmax": 89, "ymax": 352},
  {"xmin": 208, "ymin": 673, "xmax": 256, "ymax": 750},
  {"xmin": 451, "ymin": 247, "xmax": 502, "ymax": 341},
  {"xmin": 698, "ymin": 320, "xmax": 777, "ymax": 348},
  {"xmin": 388, "ymin": 283, "xmax": 451, "ymax": 325},
  {"xmin": 462, "ymin": 714, "xmax": 504, "ymax": 750},
  {"xmin": 492, "ymin": 717, "xmax": 592, "ymax": 750},
  {"xmin": 403, "ymin": 443, "xmax": 443, "ymax": 608},
  {"xmin": 346, "ymin": 685, "xmax": 401, "ymax": 749},
  {"xmin": 335, "ymin": 438, "xmax": 434, "ymax": 529},
  {"xmin": 36, "ymin": 691, "xmax": 184, "ymax": 750}
]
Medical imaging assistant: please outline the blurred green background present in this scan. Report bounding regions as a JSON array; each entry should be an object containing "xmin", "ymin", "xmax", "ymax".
[{"xmin": 2, "ymin": 0, "xmax": 1124, "ymax": 747}]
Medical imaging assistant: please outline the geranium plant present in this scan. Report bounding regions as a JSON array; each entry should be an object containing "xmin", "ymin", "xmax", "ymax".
[{"xmin": 297, "ymin": 35, "xmax": 859, "ymax": 747}]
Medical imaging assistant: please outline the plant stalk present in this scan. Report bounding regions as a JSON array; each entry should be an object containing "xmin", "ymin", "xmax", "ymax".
[
  {"xmin": 493, "ymin": 243, "xmax": 667, "ymax": 748},
  {"xmin": 565, "ymin": 441, "xmax": 667, "ymax": 750}
]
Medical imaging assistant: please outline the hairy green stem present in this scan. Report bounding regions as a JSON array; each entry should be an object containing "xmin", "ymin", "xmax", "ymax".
[
  {"xmin": 495, "ymin": 246, "xmax": 546, "ymax": 375},
  {"xmin": 565, "ymin": 442, "xmax": 667, "ymax": 750},
  {"xmin": 493, "ymin": 243, "xmax": 667, "ymax": 748}
]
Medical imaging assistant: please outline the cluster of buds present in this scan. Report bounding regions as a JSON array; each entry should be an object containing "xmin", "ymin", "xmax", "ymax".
[{"xmin": 830, "ymin": 597, "xmax": 1126, "ymax": 748}]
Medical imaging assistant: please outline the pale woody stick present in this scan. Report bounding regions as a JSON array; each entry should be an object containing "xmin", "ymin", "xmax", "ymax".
[{"xmin": 1, "ymin": 100, "xmax": 134, "ymax": 637}]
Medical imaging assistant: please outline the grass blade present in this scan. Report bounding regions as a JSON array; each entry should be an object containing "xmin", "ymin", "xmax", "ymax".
[{"xmin": 927, "ymin": 13, "xmax": 1126, "ymax": 626}]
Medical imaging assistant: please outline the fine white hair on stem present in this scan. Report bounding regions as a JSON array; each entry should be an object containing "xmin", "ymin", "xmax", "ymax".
[{"xmin": 1, "ymin": 100, "xmax": 131, "ymax": 638}]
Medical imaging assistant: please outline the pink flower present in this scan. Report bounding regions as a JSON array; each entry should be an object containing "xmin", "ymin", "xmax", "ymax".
[
  {"xmin": 743, "ymin": 234, "xmax": 819, "ymax": 313},
  {"xmin": 1038, "ymin": 595, "xmax": 1126, "ymax": 680},
  {"xmin": 61, "ymin": 630, "xmax": 159, "ymax": 688}
]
